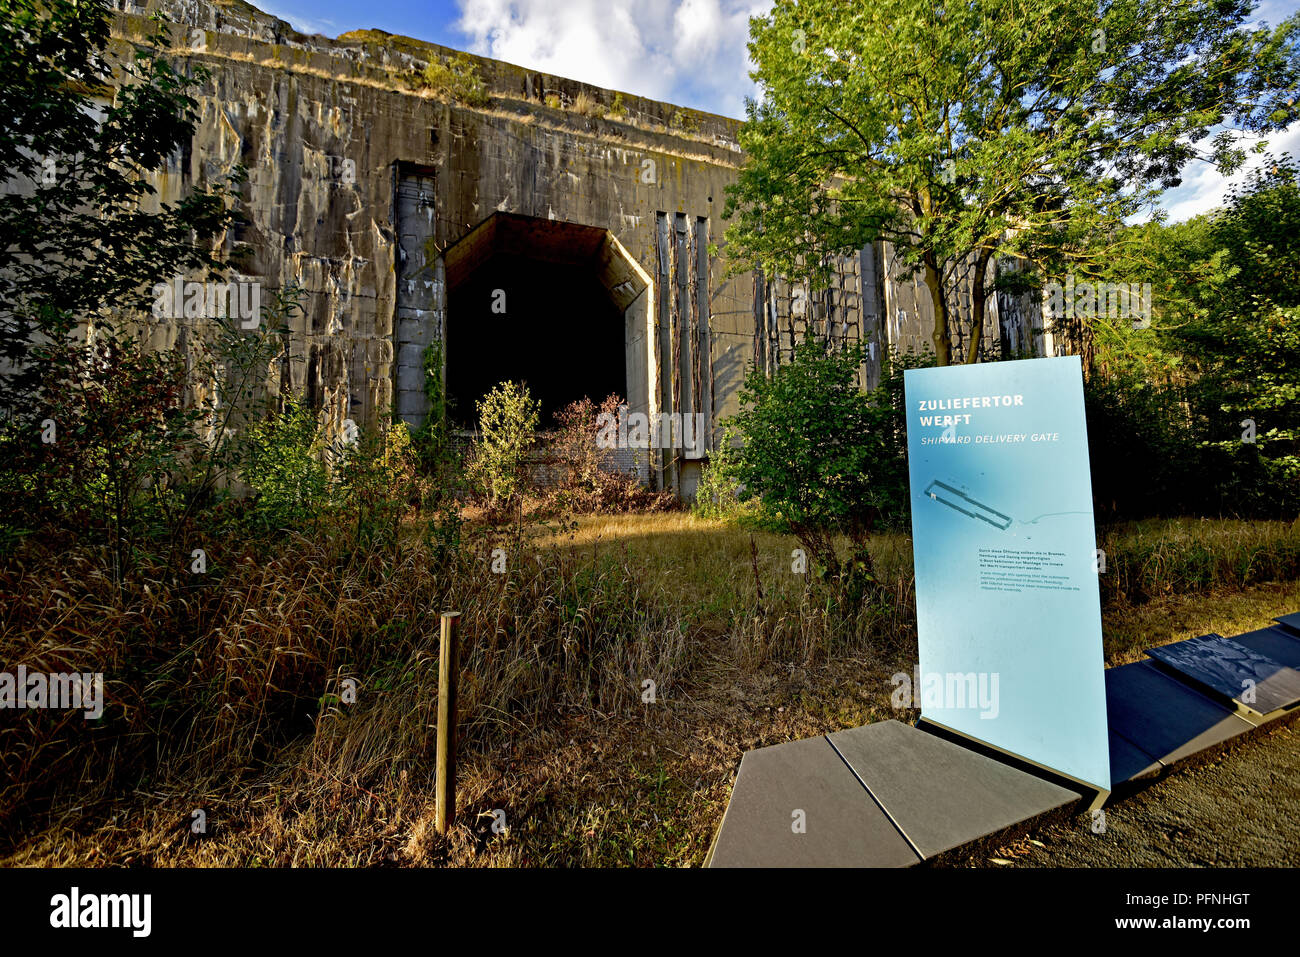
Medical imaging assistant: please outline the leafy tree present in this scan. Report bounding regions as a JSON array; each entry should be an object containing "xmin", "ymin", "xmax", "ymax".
[
  {"xmin": 1083, "ymin": 155, "xmax": 1300, "ymax": 517},
  {"xmin": 725, "ymin": 0, "xmax": 1300, "ymax": 365},
  {"xmin": 1172, "ymin": 159, "xmax": 1300, "ymax": 514},
  {"xmin": 0, "ymin": 0, "xmax": 302, "ymax": 572},
  {"xmin": 728, "ymin": 340, "xmax": 908, "ymax": 594},
  {"xmin": 0, "ymin": 0, "xmax": 236, "ymax": 414}
]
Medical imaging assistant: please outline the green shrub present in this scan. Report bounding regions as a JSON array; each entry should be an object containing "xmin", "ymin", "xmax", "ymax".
[
  {"xmin": 420, "ymin": 53, "xmax": 490, "ymax": 107},
  {"xmin": 692, "ymin": 425, "xmax": 750, "ymax": 521},
  {"xmin": 729, "ymin": 339, "xmax": 908, "ymax": 595},
  {"xmin": 333, "ymin": 420, "xmax": 420, "ymax": 549},
  {"xmin": 242, "ymin": 392, "xmax": 330, "ymax": 531},
  {"xmin": 470, "ymin": 381, "xmax": 540, "ymax": 507}
]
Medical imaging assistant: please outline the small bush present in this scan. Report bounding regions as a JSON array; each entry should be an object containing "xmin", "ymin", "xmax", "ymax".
[
  {"xmin": 729, "ymin": 339, "xmax": 908, "ymax": 595},
  {"xmin": 420, "ymin": 53, "xmax": 490, "ymax": 107},
  {"xmin": 243, "ymin": 392, "xmax": 330, "ymax": 531},
  {"xmin": 333, "ymin": 419, "xmax": 422, "ymax": 549},
  {"xmin": 668, "ymin": 109, "xmax": 698, "ymax": 133},
  {"xmin": 469, "ymin": 381, "xmax": 540, "ymax": 508},
  {"xmin": 691, "ymin": 426, "xmax": 751, "ymax": 521},
  {"xmin": 546, "ymin": 394, "xmax": 677, "ymax": 514},
  {"xmin": 551, "ymin": 394, "xmax": 621, "ymax": 490}
]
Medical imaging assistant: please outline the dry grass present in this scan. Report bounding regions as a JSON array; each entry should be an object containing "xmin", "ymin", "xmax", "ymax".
[
  {"xmin": 0, "ymin": 523, "xmax": 688, "ymax": 848},
  {"xmin": 1099, "ymin": 517, "xmax": 1300, "ymax": 605},
  {"xmin": 3, "ymin": 512, "xmax": 1298, "ymax": 866},
  {"xmin": 571, "ymin": 91, "xmax": 603, "ymax": 118}
]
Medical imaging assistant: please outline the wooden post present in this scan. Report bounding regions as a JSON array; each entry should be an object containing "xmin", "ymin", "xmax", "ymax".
[{"xmin": 436, "ymin": 610, "xmax": 461, "ymax": 834}]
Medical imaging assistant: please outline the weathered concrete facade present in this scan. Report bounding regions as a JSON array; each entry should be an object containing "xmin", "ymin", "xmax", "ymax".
[{"xmin": 108, "ymin": 0, "xmax": 1050, "ymax": 497}]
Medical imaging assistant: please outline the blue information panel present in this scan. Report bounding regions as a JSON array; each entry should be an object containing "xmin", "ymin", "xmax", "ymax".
[{"xmin": 904, "ymin": 356, "xmax": 1110, "ymax": 792}]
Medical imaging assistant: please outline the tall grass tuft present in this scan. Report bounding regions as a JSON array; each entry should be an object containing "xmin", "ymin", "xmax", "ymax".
[
  {"xmin": 1100, "ymin": 518, "xmax": 1300, "ymax": 605},
  {"xmin": 0, "ymin": 526, "xmax": 686, "ymax": 840}
]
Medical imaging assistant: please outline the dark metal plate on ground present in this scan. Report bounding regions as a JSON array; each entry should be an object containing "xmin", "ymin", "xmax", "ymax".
[
  {"xmin": 1272, "ymin": 612, "xmax": 1300, "ymax": 637},
  {"xmin": 1146, "ymin": 633, "xmax": 1300, "ymax": 715},
  {"xmin": 1109, "ymin": 730, "xmax": 1163, "ymax": 785},
  {"xmin": 1106, "ymin": 661, "xmax": 1254, "ymax": 765},
  {"xmin": 1230, "ymin": 626, "xmax": 1300, "ymax": 671}
]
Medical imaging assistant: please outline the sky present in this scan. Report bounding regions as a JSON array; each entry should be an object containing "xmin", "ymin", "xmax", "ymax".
[{"xmin": 257, "ymin": 0, "xmax": 1300, "ymax": 221}]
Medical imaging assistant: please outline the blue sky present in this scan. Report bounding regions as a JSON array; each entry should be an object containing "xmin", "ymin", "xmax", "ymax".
[{"xmin": 258, "ymin": 0, "xmax": 1300, "ymax": 221}]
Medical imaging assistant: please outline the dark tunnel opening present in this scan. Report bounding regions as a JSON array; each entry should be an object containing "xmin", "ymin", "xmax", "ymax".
[{"xmin": 445, "ymin": 252, "xmax": 627, "ymax": 429}]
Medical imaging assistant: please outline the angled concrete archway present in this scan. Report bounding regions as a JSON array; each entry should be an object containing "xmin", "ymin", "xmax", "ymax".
[{"xmin": 430, "ymin": 212, "xmax": 657, "ymax": 482}]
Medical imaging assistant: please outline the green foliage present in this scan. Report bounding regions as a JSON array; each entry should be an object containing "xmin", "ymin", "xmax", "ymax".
[
  {"xmin": 409, "ymin": 341, "xmax": 451, "ymax": 468},
  {"xmin": 691, "ymin": 426, "xmax": 749, "ymax": 521},
  {"xmin": 1086, "ymin": 158, "xmax": 1300, "ymax": 518},
  {"xmin": 0, "ymin": 336, "xmax": 192, "ymax": 565},
  {"xmin": 1099, "ymin": 519, "xmax": 1300, "ymax": 606},
  {"xmin": 0, "ymin": 0, "xmax": 291, "ymax": 574},
  {"xmin": 1175, "ymin": 159, "xmax": 1300, "ymax": 510},
  {"xmin": 728, "ymin": 340, "xmax": 908, "ymax": 592},
  {"xmin": 184, "ymin": 285, "xmax": 300, "ymax": 505},
  {"xmin": 243, "ymin": 392, "xmax": 329, "ymax": 531},
  {"xmin": 0, "ymin": 0, "xmax": 237, "ymax": 416},
  {"xmin": 668, "ymin": 109, "xmax": 698, "ymax": 134},
  {"xmin": 725, "ymin": 0, "xmax": 1300, "ymax": 365},
  {"xmin": 333, "ymin": 420, "xmax": 420, "ymax": 550},
  {"xmin": 1084, "ymin": 368, "xmax": 1197, "ymax": 520},
  {"xmin": 407, "ymin": 341, "xmax": 468, "ymax": 557},
  {"xmin": 419, "ymin": 52, "xmax": 490, "ymax": 107},
  {"xmin": 470, "ymin": 381, "xmax": 540, "ymax": 507}
]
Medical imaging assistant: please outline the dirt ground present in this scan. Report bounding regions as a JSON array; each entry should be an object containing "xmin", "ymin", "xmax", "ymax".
[{"xmin": 966, "ymin": 719, "xmax": 1300, "ymax": 867}]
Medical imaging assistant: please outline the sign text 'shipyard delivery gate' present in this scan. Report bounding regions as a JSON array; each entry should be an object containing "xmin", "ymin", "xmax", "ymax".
[{"xmin": 904, "ymin": 355, "xmax": 1110, "ymax": 795}]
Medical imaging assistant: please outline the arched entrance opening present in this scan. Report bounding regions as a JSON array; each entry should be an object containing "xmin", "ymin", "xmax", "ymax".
[{"xmin": 440, "ymin": 212, "xmax": 654, "ymax": 482}]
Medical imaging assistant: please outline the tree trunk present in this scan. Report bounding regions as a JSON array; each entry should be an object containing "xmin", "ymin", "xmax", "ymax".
[
  {"xmin": 922, "ymin": 251, "xmax": 951, "ymax": 366},
  {"xmin": 966, "ymin": 247, "xmax": 994, "ymax": 365}
]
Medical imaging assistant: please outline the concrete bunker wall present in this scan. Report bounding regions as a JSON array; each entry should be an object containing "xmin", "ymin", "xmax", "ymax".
[
  {"xmin": 110, "ymin": 0, "xmax": 758, "ymax": 496},
  {"xmin": 106, "ymin": 0, "xmax": 1051, "ymax": 499}
]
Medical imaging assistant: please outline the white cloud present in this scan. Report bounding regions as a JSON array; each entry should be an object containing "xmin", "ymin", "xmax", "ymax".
[
  {"xmin": 1157, "ymin": 121, "xmax": 1300, "ymax": 222},
  {"xmin": 256, "ymin": 2, "xmax": 338, "ymax": 38},
  {"xmin": 454, "ymin": 0, "xmax": 766, "ymax": 117},
  {"xmin": 449, "ymin": 0, "xmax": 1298, "ymax": 217},
  {"xmin": 1250, "ymin": 0, "xmax": 1300, "ymax": 29}
]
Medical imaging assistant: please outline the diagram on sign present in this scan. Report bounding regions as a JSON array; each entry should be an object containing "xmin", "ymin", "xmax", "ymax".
[{"xmin": 923, "ymin": 479, "xmax": 1013, "ymax": 530}]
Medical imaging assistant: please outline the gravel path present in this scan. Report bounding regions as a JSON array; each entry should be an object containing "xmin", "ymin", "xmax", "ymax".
[{"xmin": 968, "ymin": 719, "xmax": 1300, "ymax": 866}]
